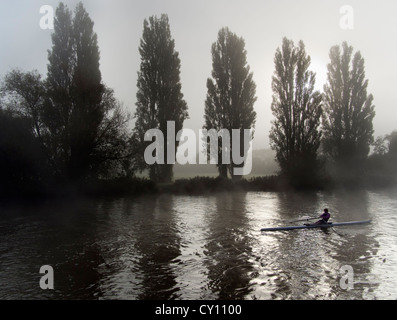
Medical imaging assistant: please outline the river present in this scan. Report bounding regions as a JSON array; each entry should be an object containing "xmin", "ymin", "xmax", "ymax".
[{"xmin": 0, "ymin": 188, "xmax": 396, "ymax": 300}]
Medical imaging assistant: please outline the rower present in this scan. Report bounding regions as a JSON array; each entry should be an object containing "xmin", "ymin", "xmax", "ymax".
[
  {"xmin": 304, "ymin": 208, "xmax": 331, "ymax": 226},
  {"xmin": 313, "ymin": 208, "xmax": 331, "ymax": 225}
]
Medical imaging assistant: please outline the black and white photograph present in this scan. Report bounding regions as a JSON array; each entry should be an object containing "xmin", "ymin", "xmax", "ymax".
[{"xmin": 0, "ymin": 0, "xmax": 396, "ymax": 310}]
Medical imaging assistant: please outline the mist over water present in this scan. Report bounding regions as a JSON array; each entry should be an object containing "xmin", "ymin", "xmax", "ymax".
[{"xmin": 0, "ymin": 189, "xmax": 396, "ymax": 300}]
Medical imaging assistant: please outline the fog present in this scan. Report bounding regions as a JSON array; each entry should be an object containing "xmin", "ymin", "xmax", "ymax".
[{"xmin": 1, "ymin": 0, "xmax": 396, "ymax": 149}]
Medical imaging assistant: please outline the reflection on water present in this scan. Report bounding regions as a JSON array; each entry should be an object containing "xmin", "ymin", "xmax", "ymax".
[
  {"xmin": 0, "ymin": 188, "xmax": 396, "ymax": 300},
  {"xmin": 202, "ymin": 193, "xmax": 254, "ymax": 299}
]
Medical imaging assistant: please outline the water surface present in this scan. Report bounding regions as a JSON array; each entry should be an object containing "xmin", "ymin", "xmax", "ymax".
[{"xmin": 0, "ymin": 189, "xmax": 396, "ymax": 300}]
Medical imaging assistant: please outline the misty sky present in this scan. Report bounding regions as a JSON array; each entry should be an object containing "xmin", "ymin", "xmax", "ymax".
[{"xmin": 1, "ymin": 0, "xmax": 396, "ymax": 149}]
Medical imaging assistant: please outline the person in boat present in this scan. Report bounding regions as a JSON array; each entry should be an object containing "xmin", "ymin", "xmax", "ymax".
[{"xmin": 313, "ymin": 208, "xmax": 331, "ymax": 225}]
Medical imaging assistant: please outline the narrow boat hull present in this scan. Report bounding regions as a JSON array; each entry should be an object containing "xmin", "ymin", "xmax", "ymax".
[{"xmin": 260, "ymin": 220, "xmax": 371, "ymax": 232}]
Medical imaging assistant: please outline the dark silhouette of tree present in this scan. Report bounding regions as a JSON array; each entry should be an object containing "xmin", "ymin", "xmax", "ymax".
[
  {"xmin": 0, "ymin": 70, "xmax": 58, "ymax": 177},
  {"xmin": 367, "ymin": 130, "xmax": 397, "ymax": 187},
  {"xmin": 133, "ymin": 14, "xmax": 188, "ymax": 183},
  {"xmin": 322, "ymin": 42, "xmax": 375, "ymax": 178},
  {"xmin": 44, "ymin": 2, "xmax": 74, "ymax": 177},
  {"xmin": 0, "ymin": 108, "xmax": 46, "ymax": 196},
  {"xmin": 68, "ymin": 2, "xmax": 104, "ymax": 181},
  {"xmin": 386, "ymin": 130, "xmax": 397, "ymax": 160},
  {"xmin": 1, "ymin": 2, "xmax": 131, "ymax": 189},
  {"xmin": 44, "ymin": 2, "xmax": 130, "ymax": 182},
  {"xmin": 269, "ymin": 38, "xmax": 323, "ymax": 187},
  {"xmin": 204, "ymin": 27, "xmax": 257, "ymax": 179},
  {"xmin": 373, "ymin": 136, "xmax": 388, "ymax": 156},
  {"xmin": 91, "ymin": 86, "xmax": 131, "ymax": 179},
  {"xmin": 387, "ymin": 131, "xmax": 397, "ymax": 183},
  {"xmin": 1, "ymin": 70, "xmax": 46, "ymax": 137}
]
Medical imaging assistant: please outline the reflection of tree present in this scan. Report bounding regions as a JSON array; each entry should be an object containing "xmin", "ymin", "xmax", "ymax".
[
  {"xmin": 43, "ymin": 200, "xmax": 106, "ymax": 299},
  {"xmin": 276, "ymin": 192, "xmax": 321, "ymax": 221},
  {"xmin": 91, "ymin": 195, "xmax": 183, "ymax": 299},
  {"xmin": 0, "ymin": 191, "xmax": 382, "ymax": 300},
  {"xmin": 105, "ymin": 196, "xmax": 180, "ymax": 299},
  {"xmin": 329, "ymin": 190, "xmax": 372, "ymax": 221},
  {"xmin": 325, "ymin": 190, "xmax": 378, "ymax": 299},
  {"xmin": 261, "ymin": 192, "xmax": 322, "ymax": 299},
  {"xmin": 202, "ymin": 192, "xmax": 255, "ymax": 299},
  {"xmin": 2, "ymin": 197, "xmax": 183, "ymax": 299},
  {"xmin": 131, "ymin": 195, "xmax": 181, "ymax": 299},
  {"xmin": 0, "ymin": 200, "xmax": 105, "ymax": 299}
]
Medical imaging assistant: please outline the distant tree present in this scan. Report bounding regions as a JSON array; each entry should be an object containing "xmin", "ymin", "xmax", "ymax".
[
  {"xmin": 367, "ymin": 130, "xmax": 397, "ymax": 186},
  {"xmin": 322, "ymin": 42, "xmax": 375, "ymax": 176},
  {"xmin": 269, "ymin": 37, "xmax": 323, "ymax": 187},
  {"xmin": 387, "ymin": 131, "xmax": 397, "ymax": 182},
  {"xmin": 204, "ymin": 27, "xmax": 257, "ymax": 179},
  {"xmin": 372, "ymin": 136, "xmax": 387, "ymax": 157},
  {"xmin": 133, "ymin": 14, "xmax": 188, "ymax": 183},
  {"xmin": 387, "ymin": 130, "xmax": 397, "ymax": 160}
]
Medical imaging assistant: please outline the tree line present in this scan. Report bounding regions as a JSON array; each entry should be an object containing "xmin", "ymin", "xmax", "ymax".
[{"xmin": 0, "ymin": 2, "xmax": 395, "ymax": 197}]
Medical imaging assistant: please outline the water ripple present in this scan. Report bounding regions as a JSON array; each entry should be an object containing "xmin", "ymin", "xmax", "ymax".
[{"xmin": 0, "ymin": 189, "xmax": 396, "ymax": 299}]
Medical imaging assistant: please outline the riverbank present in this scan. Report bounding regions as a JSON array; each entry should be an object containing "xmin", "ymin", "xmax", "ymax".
[{"xmin": 2, "ymin": 172, "xmax": 396, "ymax": 203}]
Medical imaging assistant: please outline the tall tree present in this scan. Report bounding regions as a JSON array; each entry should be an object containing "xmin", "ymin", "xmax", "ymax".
[
  {"xmin": 0, "ymin": 2, "xmax": 130, "ymax": 191},
  {"xmin": 134, "ymin": 14, "xmax": 188, "ymax": 183},
  {"xmin": 68, "ymin": 2, "xmax": 104, "ymax": 180},
  {"xmin": 322, "ymin": 42, "xmax": 375, "ymax": 175},
  {"xmin": 45, "ymin": 2, "xmax": 74, "ymax": 176},
  {"xmin": 269, "ymin": 37, "xmax": 323, "ymax": 186},
  {"xmin": 204, "ymin": 27, "xmax": 257, "ymax": 179},
  {"xmin": 45, "ymin": 2, "xmax": 130, "ymax": 182}
]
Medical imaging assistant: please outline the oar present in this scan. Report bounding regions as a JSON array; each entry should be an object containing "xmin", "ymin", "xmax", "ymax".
[
  {"xmin": 289, "ymin": 217, "xmax": 318, "ymax": 223},
  {"xmin": 330, "ymin": 225, "xmax": 344, "ymax": 237}
]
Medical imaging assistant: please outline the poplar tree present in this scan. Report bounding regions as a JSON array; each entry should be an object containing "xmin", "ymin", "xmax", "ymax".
[
  {"xmin": 204, "ymin": 27, "xmax": 257, "ymax": 179},
  {"xmin": 45, "ymin": 2, "xmax": 74, "ymax": 176},
  {"xmin": 322, "ymin": 42, "xmax": 375, "ymax": 176},
  {"xmin": 269, "ymin": 37, "xmax": 323, "ymax": 187},
  {"xmin": 45, "ymin": 2, "xmax": 129, "ymax": 181},
  {"xmin": 68, "ymin": 2, "xmax": 104, "ymax": 180},
  {"xmin": 134, "ymin": 14, "xmax": 188, "ymax": 183},
  {"xmin": 1, "ymin": 2, "xmax": 130, "ymax": 189}
]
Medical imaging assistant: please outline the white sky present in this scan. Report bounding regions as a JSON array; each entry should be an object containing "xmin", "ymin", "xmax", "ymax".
[{"xmin": 1, "ymin": 0, "xmax": 396, "ymax": 149}]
